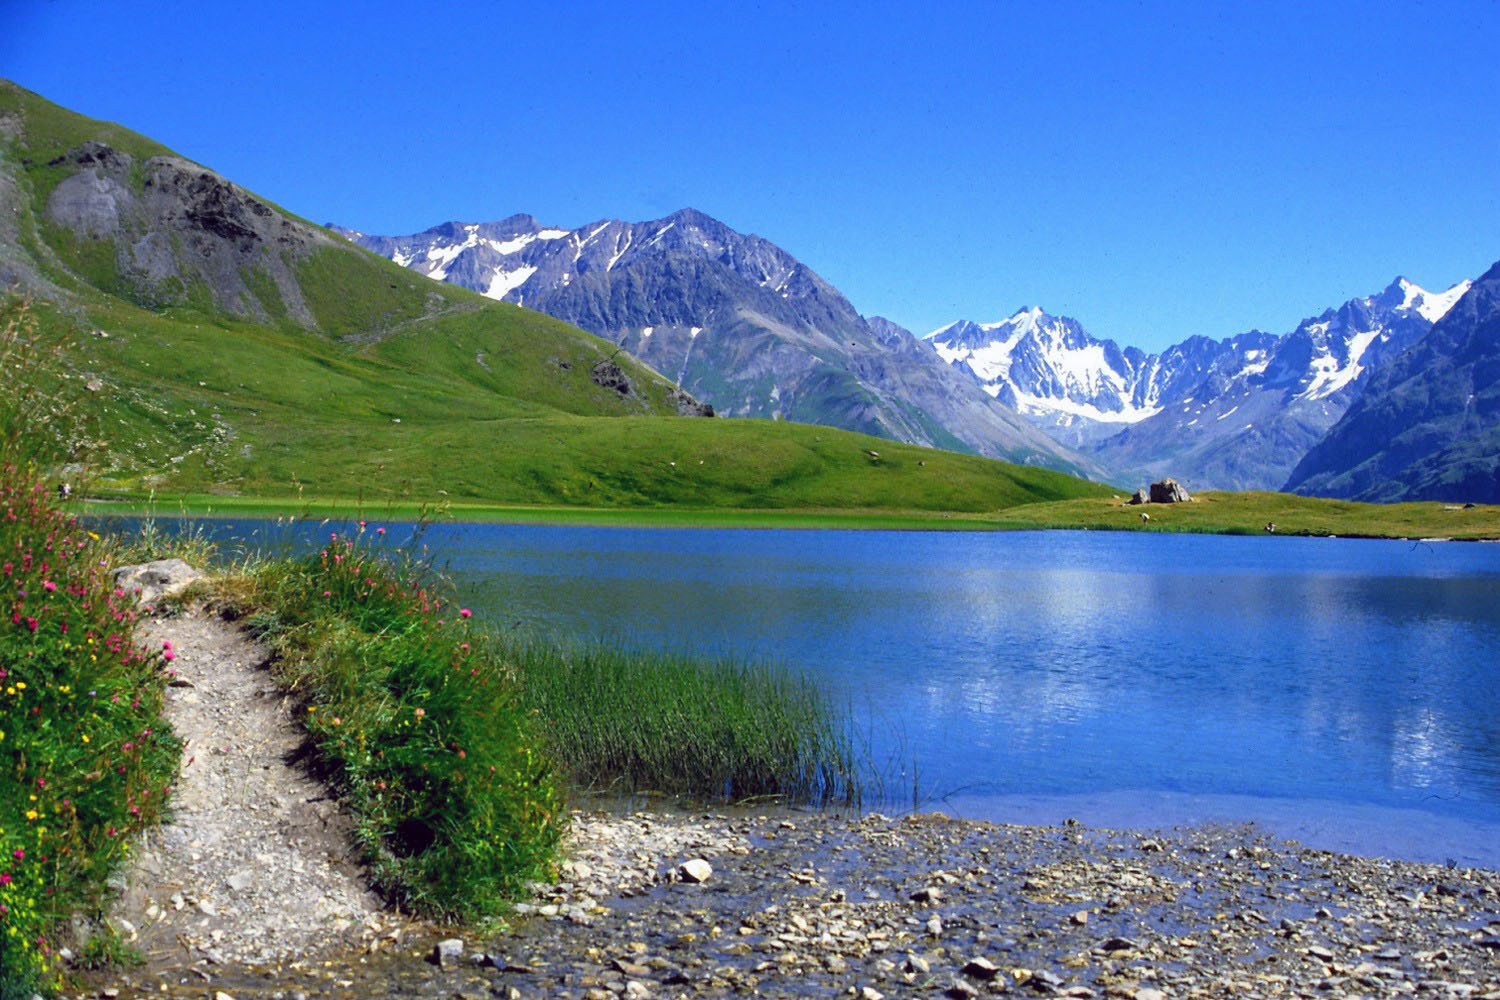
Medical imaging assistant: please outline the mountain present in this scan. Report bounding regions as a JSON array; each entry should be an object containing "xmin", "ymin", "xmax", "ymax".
[
  {"xmin": 1284, "ymin": 261, "xmax": 1500, "ymax": 503},
  {"xmin": 0, "ymin": 81, "xmax": 1115, "ymax": 512},
  {"xmin": 929, "ymin": 278, "xmax": 1471, "ymax": 491},
  {"xmin": 927, "ymin": 308, "xmax": 1262, "ymax": 449},
  {"xmin": 333, "ymin": 212, "xmax": 1103, "ymax": 478}
]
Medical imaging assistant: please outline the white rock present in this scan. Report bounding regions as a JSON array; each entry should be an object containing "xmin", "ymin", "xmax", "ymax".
[{"xmin": 678, "ymin": 859, "xmax": 713, "ymax": 883}]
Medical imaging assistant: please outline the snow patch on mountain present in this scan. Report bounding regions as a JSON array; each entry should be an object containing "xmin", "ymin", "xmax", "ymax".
[{"xmin": 1398, "ymin": 277, "xmax": 1472, "ymax": 323}]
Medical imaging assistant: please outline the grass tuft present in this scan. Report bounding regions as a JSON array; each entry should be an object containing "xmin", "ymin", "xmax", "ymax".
[{"xmin": 504, "ymin": 636, "xmax": 858, "ymax": 806}]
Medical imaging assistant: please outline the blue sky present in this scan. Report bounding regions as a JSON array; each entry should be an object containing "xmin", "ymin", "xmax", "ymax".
[{"xmin": 5, "ymin": 0, "xmax": 1498, "ymax": 351}]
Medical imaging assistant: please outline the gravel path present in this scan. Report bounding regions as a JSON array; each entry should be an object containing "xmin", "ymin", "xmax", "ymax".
[
  {"xmin": 77, "ymin": 612, "xmax": 1500, "ymax": 999},
  {"xmin": 101, "ymin": 609, "xmax": 397, "ymax": 973}
]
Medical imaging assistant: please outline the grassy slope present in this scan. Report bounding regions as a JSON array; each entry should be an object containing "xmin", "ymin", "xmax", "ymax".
[
  {"xmin": 994, "ymin": 490, "xmax": 1500, "ymax": 539},
  {"xmin": 1, "ymin": 80, "xmax": 1117, "ymax": 515}
]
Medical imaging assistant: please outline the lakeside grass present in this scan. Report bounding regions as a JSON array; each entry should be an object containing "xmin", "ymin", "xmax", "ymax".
[
  {"xmin": 216, "ymin": 532, "xmax": 565, "ymax": 921},
  {"xmin": 994, "ymin": 491, "xmax": 1500, "ymax": 540},
  {"xmin": 78, "ymin": 488, "xmax": 1500, "ymax": 539}
]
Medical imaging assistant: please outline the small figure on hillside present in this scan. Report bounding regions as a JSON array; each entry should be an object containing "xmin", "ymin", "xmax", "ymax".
[
  {"xmin": 1264, "ymin": 522, "xmax": 1277, "ymax": 533},
  {"xmin": 1139, "ymin": 512, "xmax": 1150, "ymax": 522}
]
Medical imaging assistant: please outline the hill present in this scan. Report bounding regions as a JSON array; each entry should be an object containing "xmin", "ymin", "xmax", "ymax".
[{"xmin": 0, "ymin": 81, "xmax": 1113, "ymax": 513}]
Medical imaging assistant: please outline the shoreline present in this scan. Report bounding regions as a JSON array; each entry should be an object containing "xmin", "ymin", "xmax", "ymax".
[
  {"xmin": 79, "ymin": 805, "xmax": 1500, "ymax": 999},
  {"xmin": 80, "ymin": 492, "xmax": 1500, "ymax": 540}
]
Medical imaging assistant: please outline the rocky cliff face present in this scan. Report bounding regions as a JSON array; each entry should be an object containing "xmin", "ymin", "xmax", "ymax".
[
  {"xmin": 45, "ymin": 141, "xmax": 338, "ymax": 325},
  {"xmin": 336, "ymin": 211, "xmax": 1102, "ymax": 476},
  {"xmin": 1284, "ymin": 261, "xmax": 1500, "ymax": 503}
]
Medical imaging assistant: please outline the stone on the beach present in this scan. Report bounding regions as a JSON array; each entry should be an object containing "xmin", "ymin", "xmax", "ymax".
[
  {"xmin": 961, "ymin": 956, "xmax": 1000, "ymax": 979},
  {"xmin": 910, "ymin": 886, "xmax": 942, "ymax": 904},
  {"xmin": 677, "ymin": 859, "xmax": 713, "ymax": 883},
  {"xmin": 111, "ymin": 558, "xmax": 204, "ymax": 604},
  {"xmin": 1070, "ymin": 909, "xmax": 1089, "ymax": 926},
  {"xmin": 1100, "ymin": 937, "xmax": 1139, "ymax": 953},
  {"xmin": 926, "ymin": 914, "xmax": 943, "ymax": 936},
  {"xmin": 1149, "ymin": 478, "xmax": 1192, "ymax": 503},
  {"xmin": 1135, "ymin": 990, "xmax": 1166, "ymax": 1000},
  {"xmin": 432, "ymin": 938, "xmax": 464, "ymax": 966},
  {"xmin": 946, "ymin": 979, "xmax": 980, "ymax": 999}
]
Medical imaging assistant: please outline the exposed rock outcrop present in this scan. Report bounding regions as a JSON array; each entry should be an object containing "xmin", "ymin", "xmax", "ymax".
[{"xmin": 1149, "ymin": 478, "xmax": 1192, "ymax": 503}]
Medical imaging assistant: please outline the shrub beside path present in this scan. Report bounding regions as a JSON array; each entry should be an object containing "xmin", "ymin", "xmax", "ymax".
[{"xmin": 106, "ymin": 608, "xmax": 400, "ymax": 972}]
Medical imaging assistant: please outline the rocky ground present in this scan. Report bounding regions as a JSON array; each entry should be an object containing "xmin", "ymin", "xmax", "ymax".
[{"xmin": 71, "ymin": 610, "xmax": 1500, "ymax": 999}]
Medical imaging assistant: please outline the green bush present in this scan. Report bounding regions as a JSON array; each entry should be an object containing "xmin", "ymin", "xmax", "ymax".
[{"xmin": 242, "ymin": 528, "xmax": 563, "ymax": 919}]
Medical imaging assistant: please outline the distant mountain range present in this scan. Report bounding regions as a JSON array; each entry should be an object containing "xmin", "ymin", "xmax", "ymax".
[
  {"xmin": 339, "ymin": 209, "xmax": 1493, "ymax": 501},
  {"xmin": 331, "ymin": 212, "xmax": 1102, "ymax": 477},
  {"xmin": 929, "ymin": 278, "xmax": 1471, "ymax": 491}
]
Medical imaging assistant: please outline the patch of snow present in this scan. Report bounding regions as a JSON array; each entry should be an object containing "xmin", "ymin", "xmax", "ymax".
[
  {"xmin": 690, "ymin": 326, "xmax": 703, "ymax": 338},
  {"xmin": 486, "ymin": 234, "xmax": 538, "ymax": 255},
  {"xmin": 1400, "ymin": 278, "xmax": 1473, "ymax": 323},
  {"xmin": 1215, "ymin": 405, "xmax": 1240, "ymax": 421},
  {"xmin": 483, "ymin": 265, "xmax": 537, "ymax": 300},
  {"xmin": 537, "ymin": 228, "xmax": 570, "ymax": 239},
  {"xmin": 1299, "ymin": 328, "xmax": 1382, "ymax": 400},
  {"xmin": 1009, "ymin": 388, "xmax": 1161, "ymax": 424},
  {"xmin": 606, "ymin": 230, "xmax": 634, "ymax": 271},
  {"xmin": 641, "ymin": 326, "xmax": 654, "ymax": 337}
]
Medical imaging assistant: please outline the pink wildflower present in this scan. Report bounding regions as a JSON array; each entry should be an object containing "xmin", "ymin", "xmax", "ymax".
[{"xmin": 459, "ymin": 608, "xmax": 472, "ymax": 619}]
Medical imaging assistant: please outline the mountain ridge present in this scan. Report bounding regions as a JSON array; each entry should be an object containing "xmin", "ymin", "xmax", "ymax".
[
  {"xmin": 928, "ymin": 276, "xmax": 1471, "ymax": 490},
  {"xmin": 335, "ymin": 211, "xmax": 1107, "ymax": 478}
]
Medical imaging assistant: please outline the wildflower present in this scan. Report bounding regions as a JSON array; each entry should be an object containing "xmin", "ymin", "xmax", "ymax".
[
  {"xmin": 459, "ymin": 608, "xmax": 472, "ymax": 619},
  {"xmin": 413, "ymin": 707, "xmax": 425, "ymax": 719},
  {"xmin": 42, "ymin": 580, "xmax": 56, "ymax": 592},
  {"xmin": 163, "ymin": 649, "xmax": 175, "ymax": 661}
]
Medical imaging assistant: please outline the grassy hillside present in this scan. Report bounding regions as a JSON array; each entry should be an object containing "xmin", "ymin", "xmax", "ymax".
[{"xmin": 0, "ymin": 81, "xmax": 1115, "ymax": 513}]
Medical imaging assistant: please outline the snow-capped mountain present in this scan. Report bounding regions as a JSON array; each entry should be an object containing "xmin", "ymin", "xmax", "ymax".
[
  {"xmin": 926, "ymin": 308, "xmax": 1265, "ymax": 448},
  {"xmin": 332, "ymin": 211, "xmax": 1103, "ymax": 477},
  {"xmin": 1285, "ymin": 262, "xmax": 1499, "ymax": 502},
  {"xmin": 930, "ymin": 277, "xmax": 1472, "ymax": 489}
]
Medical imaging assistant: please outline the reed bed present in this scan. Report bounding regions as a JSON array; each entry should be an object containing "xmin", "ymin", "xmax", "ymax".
[{"xmin": 499, "ymin": 636, "xmax": 859, "ymax": 807}]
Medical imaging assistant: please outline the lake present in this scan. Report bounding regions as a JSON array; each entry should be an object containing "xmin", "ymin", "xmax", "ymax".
[{"xmin": 156, "ymin": 519, "xmax": 1500, "ymax": 869}]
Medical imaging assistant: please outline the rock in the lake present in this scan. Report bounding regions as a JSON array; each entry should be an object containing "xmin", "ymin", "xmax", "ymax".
[
  {"xmin": 678, "ymin": 859, "xmax": 713, "ymax": 883},
  {"xmin": 1148, "ymin": 478, "xmax": 1192, "ymax": 503},
  {"xmin": 111, "ymin": 559, "xmax": 203, "ymax": 604}
]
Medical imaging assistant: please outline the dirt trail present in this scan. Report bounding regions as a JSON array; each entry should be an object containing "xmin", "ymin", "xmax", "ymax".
[{"xmin": 107, "ymin": 608, "xmax": 396, "ymax": 973}]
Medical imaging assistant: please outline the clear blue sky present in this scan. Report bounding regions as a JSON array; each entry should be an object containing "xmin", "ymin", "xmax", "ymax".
[{"xmin": 5, "ymin": 0, "xmax": 1498, "ymax": 351}]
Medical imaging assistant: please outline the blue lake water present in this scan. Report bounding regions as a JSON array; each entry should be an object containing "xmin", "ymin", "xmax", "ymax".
[{"xmin": 157, "ymin": 520, "xmax": 1500, "ymax": 868}]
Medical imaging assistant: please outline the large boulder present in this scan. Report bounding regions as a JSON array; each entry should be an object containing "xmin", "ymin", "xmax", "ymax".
[
  {"xmin": 111, "ymin": 559, "xmax": 203, "ymax": 603},
  {"xmin": 1149, "ymin": 478, "xmax": 1192, "ymax": 503},
  {"xmin": 1126, "ymin": 488, "xmax": 1149, "ymax": 505}
]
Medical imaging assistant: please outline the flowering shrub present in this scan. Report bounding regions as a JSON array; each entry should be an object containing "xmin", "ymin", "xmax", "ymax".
[
  {"xmin": 244, "ymin": 525, "xmax": 562, "ymax": 919},
  {"xmin": 0, "ymin": 467, "xmax": 179, "ymax": 998}
]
